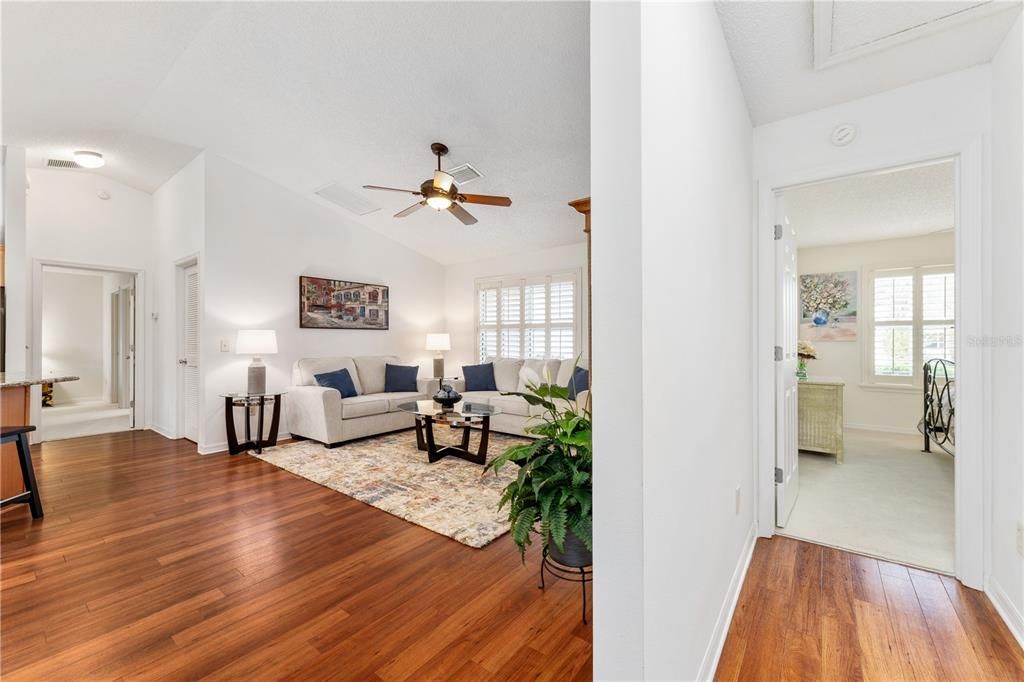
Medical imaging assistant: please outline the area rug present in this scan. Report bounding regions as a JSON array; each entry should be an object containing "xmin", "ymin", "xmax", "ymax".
[{"xmin": 254, "ymin": 430, "xmax": 527, "ymax": 548}]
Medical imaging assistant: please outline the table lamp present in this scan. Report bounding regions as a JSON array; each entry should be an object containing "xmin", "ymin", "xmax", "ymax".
[
  {"xmin": 236, "ymin": 329, "xmax": 278, "ymax": 394},
  {"xmin": 425, "ymin": 333, "xmax": 451, "ymax": 379}
]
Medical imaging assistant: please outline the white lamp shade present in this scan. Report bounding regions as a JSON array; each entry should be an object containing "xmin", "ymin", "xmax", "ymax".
[
  {"xmin": 425, "ymin": 333, "xmax": 451, "ymax": 351},
  {"xmin": 236, "ymin": 329, "xmax": 278, "ymax": 355}
]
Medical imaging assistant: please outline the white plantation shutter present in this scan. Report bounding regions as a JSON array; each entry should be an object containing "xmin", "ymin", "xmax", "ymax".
[
  {"xmin": 868, "ymin": 265, "xmax": 955, "ymax": 386},
  {"xmin": 475, "ymin": 271, "xmax": 580, "ymax": 362},
  {"xmin": 922, "ymin": 269, "xmax": 955, "ymax": 370}
]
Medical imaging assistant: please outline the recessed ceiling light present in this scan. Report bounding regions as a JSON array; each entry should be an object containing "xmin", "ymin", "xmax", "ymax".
[{"xmin": 73, "ymin": 151, "xmax": 104, "ymax": 168}]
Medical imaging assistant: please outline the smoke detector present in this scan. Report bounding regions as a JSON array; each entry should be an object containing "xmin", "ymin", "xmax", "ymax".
[{"xmin": 830, "ymin": 124, "xmax": 857, "ymax": 147}]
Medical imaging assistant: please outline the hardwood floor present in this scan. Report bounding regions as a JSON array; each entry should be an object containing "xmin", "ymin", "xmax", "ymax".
[
  {"xmin": 716, "ymin": 536, "xmax": 1024, "ymax": 681},
  {"xmin": 0, "ymin": 430, "xmax": 592, "ymax": 680}
]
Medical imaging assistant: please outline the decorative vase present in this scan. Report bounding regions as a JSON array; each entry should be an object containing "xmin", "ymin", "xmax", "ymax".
[
  {"xmin": 796, "ymin": 358, "xmax": 808, "ymax": 381},
  {"xmin": 548, "ymin": 529, "xmax": 592, "ymax": 568},
  {"xmin": 433, "ymin": 384, "xmax": 462, "ymax": 410},
  {"xmin": 812, "ymin": 309, "xmax": 830, "ymax": 326}
]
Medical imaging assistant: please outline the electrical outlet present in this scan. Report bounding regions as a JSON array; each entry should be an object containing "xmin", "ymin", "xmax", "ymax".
[
  {"xmin": 1017, "ymin": 522, "xmax": 1024, "ymax": 558},
  {"xmin": 735, "ymin": 486, "xmax": 742, "ymax": 515},
  {"xmin": 220, "ymin": 339, "xmax": 230, "ymax": 352}
]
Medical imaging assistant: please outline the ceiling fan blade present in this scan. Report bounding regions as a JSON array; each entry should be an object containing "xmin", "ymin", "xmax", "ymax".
[
  {"xmin": 395, "ymin": 201, "xmax": 426, "ymax": 218},
  {"xmin": 459, "ymin": 193, "xmax": 512, "ymax": 207},
  {"xmin": 433, "ymin": 170, "xmax": 454, "ymax": 192},
  {"xmin": 448, "ymin": 202, "xmax": 478, "ymax": 225},
  {"xmin": 363, "ymin": 185, "xmax": 423, "ymax": 195}
]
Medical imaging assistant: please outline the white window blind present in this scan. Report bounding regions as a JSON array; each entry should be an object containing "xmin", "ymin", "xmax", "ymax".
[
  {"xmin": 868, "ymin": 265, "xmax": 955, "ymax": 385},
  {"xmin": 476, "ymin": 272, "xmax": 580, "ymax": 362}
]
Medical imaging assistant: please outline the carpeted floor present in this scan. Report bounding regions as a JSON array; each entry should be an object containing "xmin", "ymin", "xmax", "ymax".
[
  {"xmin": 255, "ymin": 429, "xmax": 528, "ymax": 548},
  {"xmin": 781, "ymin": 428, "xmax": 955, "ymax": 573}
]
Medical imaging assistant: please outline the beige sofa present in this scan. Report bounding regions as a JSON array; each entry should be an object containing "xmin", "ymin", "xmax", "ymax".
[
  {"xmin": 287, "ymin": 355, "xmax": 438, "ymax": 446},
  {"xmin": 446, "ymin": 357, "xmax": 590, "ymax": 437},
  {"xmin": 287, "ymin": 355, "xmax": 589, "ymax": 446}
]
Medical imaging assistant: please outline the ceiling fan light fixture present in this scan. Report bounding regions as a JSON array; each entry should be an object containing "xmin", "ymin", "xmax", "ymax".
[
  {"xmin": 426, "ymin": 195, "xmax": 453, "ymax": 210},
  {"xmin": 433, "ymin": 170, "xmax": 454, "ymax": 192},
  {"xmin": 73, "ymin": 151, "xmax": 105, "ymax": 168}
]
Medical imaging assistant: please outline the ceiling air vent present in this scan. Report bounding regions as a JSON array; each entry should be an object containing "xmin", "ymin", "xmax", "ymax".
[
  {"xmin": 447, "ymin": 163, "xmax": 483, "ymax": 185},
  {"xmin": 315, "ymin": 182, "xmax": 380, "ymax": 216},
  {"xmin": 46, "ymin": 158, "xmax": 83, "ymax": 169}
]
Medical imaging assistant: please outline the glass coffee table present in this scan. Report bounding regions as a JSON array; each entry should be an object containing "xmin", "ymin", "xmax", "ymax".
[{"xmin": 396, "ymin": 400, "xmax": 501, "ymax": 465}]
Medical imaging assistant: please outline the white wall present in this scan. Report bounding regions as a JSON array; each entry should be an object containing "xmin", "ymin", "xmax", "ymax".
[
  {"xmin": 25, "ymin": 169, "xmax": 154, "ymax": 429},
  {"xmin": 40, "ymin": 270, "xmax": 105, "ymax": 403},
  {"xmin": 443, "ymin": 242, "xmax": 588, "ymax": 371},
  {"xmin": 797, "ymin": 233, "xmax": 955, "ymax": 433},
  {"xmin": 593, "ymin": 3, "xmax": 755, "ymax": 679},
  {"xmin": 988, "ymin": 13, "xmax": 1024, "ymax": 636},
  {"xmin": 199, "ymin": 154, "xmax": 446, "ymax": 452},
  {"xmin": 151, "ymin": 154, "xmax": 205, "ymax": 437}
]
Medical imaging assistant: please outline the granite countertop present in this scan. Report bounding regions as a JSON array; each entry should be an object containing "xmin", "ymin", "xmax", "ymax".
[{"xmin": 0, "ymin": 373, "xmax": 81, "ymax": 388}]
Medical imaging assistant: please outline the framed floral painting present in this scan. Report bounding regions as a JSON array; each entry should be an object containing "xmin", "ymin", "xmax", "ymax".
[{"xmin": 799, "ymin": 271, "xmax": 858, "ymax": 341}]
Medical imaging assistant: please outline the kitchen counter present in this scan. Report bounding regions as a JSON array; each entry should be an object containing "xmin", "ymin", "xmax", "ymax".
[
  {"xmin": 1, "ymin": 373, "xmax": 81, "ymax": 388},
  {"xmin": 2, "ymin": 375, "xmax": 80, "ymax": 501}
]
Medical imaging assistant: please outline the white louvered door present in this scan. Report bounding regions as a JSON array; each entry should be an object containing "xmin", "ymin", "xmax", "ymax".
[
  {"xmin": 181, "ymin": 264, "xmax": 200, "ymax": 442},
  {"xmin": 775, "ymin": 196, "xmax": 800, "ymax": 528}
]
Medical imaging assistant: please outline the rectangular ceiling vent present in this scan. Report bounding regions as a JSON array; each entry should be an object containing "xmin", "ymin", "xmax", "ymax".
[
  {"xmin": 447, "ymin": 163, "xmax": 483, "ymax": 185},
  {"xmin": 46, "ymin": 158, "xmax": 83, "ymax": 169},
  {"xmin": 315, "ymin": 182, "xmax": 380, "ymax": 216}
]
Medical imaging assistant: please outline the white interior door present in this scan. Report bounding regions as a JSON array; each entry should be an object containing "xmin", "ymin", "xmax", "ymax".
[
  {"xmin": 775, "ymin": 195, "xmax": 800, "ymax": 527},
  {"xmin": 180, "ymin": 264, "xmax": 200, "ymax": 442}
]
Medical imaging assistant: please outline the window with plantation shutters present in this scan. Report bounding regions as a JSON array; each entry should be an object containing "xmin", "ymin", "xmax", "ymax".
[
  {"xmin": 475, "ymin": 271, "xmax": 581, "ymax": 362},
  {"xmin": 866, "ymin": 264, "xmax": 955, "ymax": 387}
]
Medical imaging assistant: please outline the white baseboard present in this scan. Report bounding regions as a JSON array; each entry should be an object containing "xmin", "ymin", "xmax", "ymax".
[
  {"xmin": 147, "ymin": 423, "xmax": 178, "ymax": 440},
  {"xmin": 696, "ymin": 523, "xmax": 757, "ymax": 681},
  {"xmin": 987, "ymin": 578, "xmax": 1024, "ymax": 651},
  {"xmin": 844, "ymin": 422, "xmax": 921, "ymax": 436}
]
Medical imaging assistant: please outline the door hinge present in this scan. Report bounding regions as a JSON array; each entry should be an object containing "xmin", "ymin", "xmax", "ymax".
[
  {"xmin": 775, "ymin": 467, "xmax": 784, "ymax": 484},
  {"xmin": 773, "ymin": 224, "xmax": 783, "ymax": 240},
  {"xmin": 774, "ymin": 345, "xmax": 783, "ymax": 361},
  {"xmin": 129, "ymin": 400, "xmax": 135, "ymax": 408}
]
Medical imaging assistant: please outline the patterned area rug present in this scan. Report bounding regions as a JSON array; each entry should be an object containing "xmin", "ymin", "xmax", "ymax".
[{"xmin": 255, "ymin": 429, "xmax": 527, "ymax": 548}]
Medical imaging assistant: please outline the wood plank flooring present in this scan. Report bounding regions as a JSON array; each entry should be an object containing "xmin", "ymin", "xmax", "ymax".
[
  {"xmin": 716, "ymin": 536, "xmax": 1024, "ymax": 681},
  {"xmin": 1, "ymin": 430, "xmax": 592, "ymax": 680}
]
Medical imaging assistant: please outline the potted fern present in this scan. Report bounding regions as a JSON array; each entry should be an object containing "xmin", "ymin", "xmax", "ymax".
[{"xmin": 485, "ymin": 371, "xmax": 592, "ymax": 567}]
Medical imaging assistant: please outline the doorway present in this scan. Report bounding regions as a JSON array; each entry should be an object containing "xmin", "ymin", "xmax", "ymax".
[
  {"xmin": 774, "ymin": 160, "xmax": 957, "ymax": 574},
  {"xmin": 755, "ymin": 140, "xmax": 986, "ymax": 589},
  {"xmin": 39, "ymin": 265, "xmax": 136, "ymax": 440}
]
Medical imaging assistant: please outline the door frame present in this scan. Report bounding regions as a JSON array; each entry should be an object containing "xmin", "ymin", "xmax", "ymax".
[
  {"xmin": 753, "ymin": 136, "xmax": 986, "ymax": 589},
  {"xmin": 175, "ymin": 255, "xmax": 200, "ymax": 441},
  {"xmin": 30, "ymin": 259, "xmax": 147, "ymax": 441}
]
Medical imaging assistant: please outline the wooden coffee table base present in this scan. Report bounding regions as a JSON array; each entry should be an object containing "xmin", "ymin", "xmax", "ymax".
[{"xmin": 414, "ymin": 415, "xmax": 490, "ymax": 465}]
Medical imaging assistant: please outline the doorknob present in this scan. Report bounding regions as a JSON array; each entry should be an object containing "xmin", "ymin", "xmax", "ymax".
[{"xmin": 178, "ymin": 359, "xmax": 188, "ymax": 365}]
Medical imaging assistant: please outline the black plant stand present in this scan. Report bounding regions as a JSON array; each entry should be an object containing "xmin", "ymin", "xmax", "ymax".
[{"xmin": 539, "ymin": 548, "xmax": 592, "ymax": 625}]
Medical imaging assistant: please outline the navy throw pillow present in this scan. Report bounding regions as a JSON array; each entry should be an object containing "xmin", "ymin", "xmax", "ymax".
[
  {"xmin": 462, "ymin": 363, "xmax": 498, "ymax": 392},
  {"xmin": 567, "ymin": 366, "xmax": 589, "ymax": 399},
  {"xmin": 384, "ymin": 363, "xmax": 419, "ymax": 393},
  {"xmin": 315, "ymin": 368, "xmax": 358, "ymax": 398}
]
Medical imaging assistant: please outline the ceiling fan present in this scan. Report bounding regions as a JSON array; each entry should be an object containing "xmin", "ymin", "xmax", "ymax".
[{"xmin": 363, "ymin": 143, "xmax": 512, "ymax": 225}]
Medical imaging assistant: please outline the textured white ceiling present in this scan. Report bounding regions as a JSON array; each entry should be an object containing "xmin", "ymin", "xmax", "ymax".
[
  {"xmin": 715, "ymin": 0, "xmax": 1022, "ymax": 124},
  {"xmin": 785, "ymin": 160, "xmax": 955, "ymax": 248},
  {"xmin": 3, "ymin": 2, "xmax": 590, "ymax": 265}
]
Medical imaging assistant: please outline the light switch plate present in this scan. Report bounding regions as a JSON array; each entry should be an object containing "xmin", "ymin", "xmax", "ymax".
[{"xmin": 220, "ymin": 339, "xmax": 231, "ymax": 352}]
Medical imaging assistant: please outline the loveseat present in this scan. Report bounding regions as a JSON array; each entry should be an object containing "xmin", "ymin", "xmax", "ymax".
[
  {"xmin": 445, "ymin": 357, "xmax": 590, "ymax": 438},
  {"xmin": 287, "ymin": 355, "xmax": 437, "ymax": 446}
]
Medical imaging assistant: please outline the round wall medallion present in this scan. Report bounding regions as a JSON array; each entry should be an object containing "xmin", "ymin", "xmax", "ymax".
[{"xmin": 830, "ymin": 124, "xmax": 857, "ymax": 147}]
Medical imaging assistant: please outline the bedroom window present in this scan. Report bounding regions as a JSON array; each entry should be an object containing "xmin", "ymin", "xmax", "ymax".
[
  {"xmin": 476, "ymin": 272, "xmax": 580, "ymax": 362},
  {"xmin": 867, "ymin": 265, "xmax": 955, "ymax": 387}
]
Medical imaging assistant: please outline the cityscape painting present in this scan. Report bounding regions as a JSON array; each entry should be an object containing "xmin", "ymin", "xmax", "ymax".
[{"xmin": 299, "ymin": 276, "xmax": 389, "ymax": 330}]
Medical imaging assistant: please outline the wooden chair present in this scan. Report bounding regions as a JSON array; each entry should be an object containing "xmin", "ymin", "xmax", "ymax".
[{"xmin": 0, "ymin": 425, "xmax": 44, "ymax": 518}]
